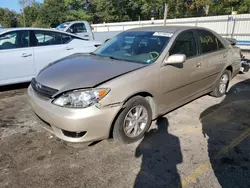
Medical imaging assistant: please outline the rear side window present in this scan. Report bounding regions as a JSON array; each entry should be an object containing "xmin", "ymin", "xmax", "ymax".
[
  {"xmin": 197, "ymin": 30, "xmax": 218, "ymax": 54},
  {"xmin": 33, "ymin": 31, "xmax": 63, "ymax": 46},
  {"xmin": 170, "ymin": 31, "xmax": 197, "ymax": 58}
]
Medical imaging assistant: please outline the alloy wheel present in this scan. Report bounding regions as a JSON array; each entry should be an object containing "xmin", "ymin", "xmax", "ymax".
[
  {"xmin": 219, "ymin": 73, "xmax": 229, "ymax": 94},
  {"xmin": 123, "ymin": 105, "xmax": 149, "ymax": 138}
]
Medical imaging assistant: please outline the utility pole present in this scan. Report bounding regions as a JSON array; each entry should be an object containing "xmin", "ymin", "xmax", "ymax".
[
  {"xmin": 20, "ymin": 8, "xmax": 26, "ymax": 27},
  {"xmin": 163, "ymin": 3, "xmax": 168, "ymax": 26}
]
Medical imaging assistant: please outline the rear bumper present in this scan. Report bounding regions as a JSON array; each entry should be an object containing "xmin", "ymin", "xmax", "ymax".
[{"xmin": 27, "ymin": 85, "xmax": 121, "ymax": 143}]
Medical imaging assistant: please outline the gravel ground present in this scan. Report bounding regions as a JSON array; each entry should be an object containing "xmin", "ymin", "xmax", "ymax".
[{"xmin": 0, "ymin": 73, "xmax": 250, "ymax": 188}]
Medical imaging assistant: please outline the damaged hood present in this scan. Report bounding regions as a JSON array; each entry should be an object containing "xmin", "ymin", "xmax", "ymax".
[{"xmin": 36, "ymin": 54, "xmax": 146, "ymax": 92}]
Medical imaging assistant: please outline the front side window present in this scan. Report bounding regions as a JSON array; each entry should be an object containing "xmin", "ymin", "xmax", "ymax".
[
  {"xmin": 93, "ymin": 31, "xmax": 171, "ymax": 64},
  {"xmin": 34, "ymin": 31, "xmax": 62, "ymax": 46},
  {"xmin": 197, "ymin": 30, "xmax": 218, "ymax": 54},
  {"xmin": 0, "ymin": 31, "xmax": 29, "ymax": 50},
  {"xmin": 170, "ymin": 31, "xmax": 197, "ymax": 58}
]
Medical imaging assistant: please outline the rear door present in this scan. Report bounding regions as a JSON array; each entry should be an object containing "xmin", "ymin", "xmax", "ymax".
[
  {"xmin": 160, "ymin": 30, "xmax": 205, "ymax": 111},
  {"xmin": 31, "ymin": 30, "xmax": 74, "ymax": 73},
  {"xmin": 0, "ymin": 30, "xmax": 35, "ymax": 85},
  {"xmin": 196, "ymin": 30, "xmax": 228, "ymax": 89}
]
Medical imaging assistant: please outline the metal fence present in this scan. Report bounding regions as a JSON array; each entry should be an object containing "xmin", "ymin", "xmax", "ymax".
[{"xmin": 92, "ymin": 14, "xmax": 250, "ymax": 42}]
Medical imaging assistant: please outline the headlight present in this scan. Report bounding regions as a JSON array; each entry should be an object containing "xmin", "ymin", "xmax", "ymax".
[{"xmin": 53, "ymin": 88, "xmax": 110, "ymax": 108}]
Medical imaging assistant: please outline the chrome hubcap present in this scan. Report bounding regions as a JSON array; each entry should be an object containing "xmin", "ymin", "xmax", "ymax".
[
  {"xmin": 123, "ymin": 105, "xmax": 148, "ymax": 138},
  {"xmin": 219, "ymin": 74, "xmax": 229, "ymax": 94}
]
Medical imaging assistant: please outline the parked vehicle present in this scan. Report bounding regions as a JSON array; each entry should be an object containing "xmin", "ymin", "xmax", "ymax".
[
  {"xmin": 0, "ymin": 28, "xmax": 101, "ymax": 86},
  {"xmin": 55, "ymin": 21, "xmax": 120, "ymax": 42},
  {"xmin": 240, "ymin": 54, "xmax": 250, "ymax": 73},
  {"xmin": 56, "ymin": 21, "xmax": 95, "ymax": 41},
  {"xmin": 28, "ymin": 26, "xmax": 241, "ymax": 144}
]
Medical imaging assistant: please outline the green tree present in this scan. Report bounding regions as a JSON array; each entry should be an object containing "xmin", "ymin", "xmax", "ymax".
[
  {"xmin": 23, "ymin": 3, "xmax": 40, "ymax": 27},
  {"xmin": 19, "ymin": 0, "xmax": 36, "ymax": 26},
  {"xmin": 64, "ymin": 0, "xmax": 92, "ymax": 22},
  {"xmin": 37, "ymin": 0, "xmax": 67, "ymax": 27},
  {"xmin": 237, "ymin": 0, "xmax": 250, "ymax": 13},
  {"xmin": 0, "ymin": 8, "xmax": 19, "ymax": 27},
  {"xmin": 66, "ymin": 10, "xmax": 92, "ymax": 22}
]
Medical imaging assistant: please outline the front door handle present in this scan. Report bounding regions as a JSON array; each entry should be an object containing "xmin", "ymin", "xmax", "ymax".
[
  {"xmin": 196, "ymin": 62, "xmax": 202, "ymax": 68},
  {"xmin": 21, "ymin": 53, "xmax": 32, "ymax": 57}
]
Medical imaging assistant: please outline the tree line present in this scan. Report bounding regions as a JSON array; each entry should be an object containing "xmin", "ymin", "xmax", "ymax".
[{"xmin": 0, "ymin": 0, "xmax": 250, "ymax": 28}]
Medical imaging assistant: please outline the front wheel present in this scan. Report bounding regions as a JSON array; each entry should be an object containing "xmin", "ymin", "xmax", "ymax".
[
  {"xmin": 210, "ymin": 70, "xmax": 231, "ymax": 97},
  {"xmin": 113, "ymin": 96, "xmax": 152, "ymax": 144}
]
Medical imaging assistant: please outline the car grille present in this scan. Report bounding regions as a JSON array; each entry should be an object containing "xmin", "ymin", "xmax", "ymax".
[{"xmin": 31, "ymin": 78, "xmax": 58, "ymax": 98}]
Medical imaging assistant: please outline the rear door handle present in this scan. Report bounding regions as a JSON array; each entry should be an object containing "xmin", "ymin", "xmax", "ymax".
[
  {"xmin": 223, "ymin": 53, "xmax": 227, "ymax": 58},
  {"xmin": 65, "ymin": 47, "xmax": 74, "ymax": 50},
  {"xmin": 21, "ymin": 53, "xmax": 32, "ymax": 57}
]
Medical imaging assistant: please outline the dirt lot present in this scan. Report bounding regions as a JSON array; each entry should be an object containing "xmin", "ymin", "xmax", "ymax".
[{"xmin": 0, "ymin": 73, "xmax": 250, "ymax": 188}]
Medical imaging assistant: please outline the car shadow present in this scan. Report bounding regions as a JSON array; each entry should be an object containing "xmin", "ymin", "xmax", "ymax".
[
  {"xmin": 200, "ymin": 79, "xmax": 250, "ymax": 188},
  {"xmin": 0, "ymin": 82, "xmax": 30, "ymax": 99},
  {"xmin": 134, "ymin": 117, "xmax": 183, "ymax": 188},
  {"xmin": 0, "ymin": 82, "xmax": 30, "ymax": 92}
]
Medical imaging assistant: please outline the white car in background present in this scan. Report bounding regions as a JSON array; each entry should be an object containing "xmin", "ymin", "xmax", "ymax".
[{"xmin": 0, "ymin": 28, "xmax": 101, "ymax": 86}]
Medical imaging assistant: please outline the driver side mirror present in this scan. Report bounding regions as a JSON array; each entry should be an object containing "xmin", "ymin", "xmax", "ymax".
[{"xmin": 163, "ymin": 54, "xmax": 186, "ymax": 66}]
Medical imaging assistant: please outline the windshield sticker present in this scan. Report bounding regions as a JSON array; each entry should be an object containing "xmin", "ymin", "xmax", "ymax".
[{"xmin": 153, "ymin": 32, "xmax": 173, "ymax": 37}]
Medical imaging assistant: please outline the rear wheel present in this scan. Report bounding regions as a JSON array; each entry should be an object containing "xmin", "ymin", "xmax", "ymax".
[
  {"xmin": 210, "ymin": 70, "xmax": 231, "ymax": 97},
  {"xmin": 113, "ymin": 96, "xmax": 152, "ymax": 144}
]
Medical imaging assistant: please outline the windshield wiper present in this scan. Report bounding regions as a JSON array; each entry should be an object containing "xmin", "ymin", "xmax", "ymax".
[
  {"xmin": 109, "ymin": 56, "xmax": 124, "ymax": 61},
  {"xmin": 90, "ymin": 54, "xmax": 145, "ymax": 64}
]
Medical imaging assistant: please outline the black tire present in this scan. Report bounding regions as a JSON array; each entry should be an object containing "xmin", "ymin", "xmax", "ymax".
[
  {"xmin": 113, "ymin": 96, "xmax": 152, "ymax": 144},
  {"xmin": 210, "ymin": 70, "xmax": 231, "ymax": 98}
]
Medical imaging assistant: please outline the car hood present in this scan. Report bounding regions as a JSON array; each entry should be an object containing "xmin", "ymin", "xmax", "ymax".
[{"xmin": 36, "ymin": 54, "xmax": 146, "ymax": 92}]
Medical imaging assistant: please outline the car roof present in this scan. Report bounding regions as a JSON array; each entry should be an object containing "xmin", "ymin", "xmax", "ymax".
[
  {"xmin": 127, "ymin": 25, "xmax": 208, "ymax": 33},
  {"xmin": 61, "ymin": 21, "xmax": 89, "ymax": 24},
  {"xmin": 0, "ymin": 27, "xmax": 84, "ymax": 38}
]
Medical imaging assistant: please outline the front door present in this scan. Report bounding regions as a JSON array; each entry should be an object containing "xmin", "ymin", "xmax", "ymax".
[
  {"xmin": 159, "ymin": 30, "xmax": 205, "ymax": 112},
  {"xmin": 0, "ymin": 30, "xmax": 35, "ymax": 85}
]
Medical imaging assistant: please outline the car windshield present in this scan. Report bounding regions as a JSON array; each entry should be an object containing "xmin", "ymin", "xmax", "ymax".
[
  {"xmin": 56, "ymin": 23, "xmax": 69, "ymax": 31},
  {"xmin": 93, "ymin": 31, "xmax": 171, "ymax": 64}
]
